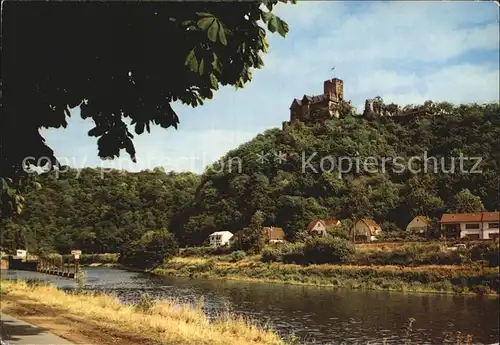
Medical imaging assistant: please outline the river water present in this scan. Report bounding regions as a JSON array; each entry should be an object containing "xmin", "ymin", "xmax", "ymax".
[{"xmin": 2, "ymin": 267, "xmax": 499, "ymax": 345}]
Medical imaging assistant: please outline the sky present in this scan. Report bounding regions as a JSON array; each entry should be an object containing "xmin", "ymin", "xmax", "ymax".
[{"xmin": 42, "ymin": 1, "xmax": 500, "ymax": 174}]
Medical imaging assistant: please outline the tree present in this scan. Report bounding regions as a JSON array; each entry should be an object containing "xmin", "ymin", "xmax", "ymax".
[
  {"xmin": 119, "ymin": 229, "xmax": 178, "ymax": 269},
  {"xmin": 0, "ymin": 0, "xmax": 295, "ymax": 218},
  {"xmin": 235, "ymin": 210, "xmax": 266, "ymax": 253},
  {"xmin": 450, "ymin": 189, "xmax": 485, "ymax": 213}
]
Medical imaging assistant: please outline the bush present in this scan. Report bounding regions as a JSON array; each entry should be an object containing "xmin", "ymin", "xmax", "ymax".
[
  {"xmin": 261, "ymin": 246, "xmax": 283, "ymax": 263},
  {"xmin": 179, "ymin": 246, "xmax": 233, "ymax": 257},
  {"xmin": 119, "ymin": 229, "xmax": 179, "ymax": 269},
  {"xmin": 469, "ymin": 242, "xmax": 499, "ymax": 267},
  {"xmin": 75, "ymin": 253, "xmax": 119, "ymax": 265},
  {"xmin": 229, "ymin": 250, "xmax": 246, "ymax": 262},
  {"xmin": 352, "ymin": 243, "xmax": 463, "ymax": 266},
  {"xmin": 303, "ymin": 237, "xmax": 355, "ymax": 264}
]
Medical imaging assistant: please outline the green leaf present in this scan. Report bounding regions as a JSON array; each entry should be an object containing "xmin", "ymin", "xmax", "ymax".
[
  {"xmin": 276, "ymin": 16, "xmax": 289, "ymax": 37},
  {"xmin": 196, "ymin": 12, "xmax": 213, "ymax": 17},
  {"xmin": 268, "ymin": 16, "xmax": 278, "ymax": 33},
  {"xmin": 199, "ymin": 58, "xmax": 205, "ymax": 75},
  {"xmin": 207, "ymin": 20, "xmax": 219, "ymax": 42},
  {"xmin": 209, "ymin": 73, "xmax": 219, "ymax": 90},
  {"xmin": 197, "ymin": 17, "xmax": 214, "ymax": 31},
  {"xmin": 261, "ymin": 10, "xmax": 273, "ymax": 23},
  {"xmin": 185, "ymin": 48, "xmax": 198, "ymax": 73},
  {"xmin": 212, "ymin": 53, "xmax": 223, "ymax": 74},
  {"xmin": 218, "ymin": 26, "xmax": 227, "ymax": 45}
]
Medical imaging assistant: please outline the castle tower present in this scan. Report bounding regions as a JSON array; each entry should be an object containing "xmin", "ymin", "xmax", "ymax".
[{"xmin": 324, "ymin": 78, "xmax": 344, "ymax": 101}]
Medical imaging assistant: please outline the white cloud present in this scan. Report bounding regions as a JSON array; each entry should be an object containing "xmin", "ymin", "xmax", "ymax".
[
  {"xmin": 41, "ymin": 1, "xmax": 499, "ymax": 173},
  {"xmin": 268, "ymin": 0, "xmax": 499, "ymax": 106}
]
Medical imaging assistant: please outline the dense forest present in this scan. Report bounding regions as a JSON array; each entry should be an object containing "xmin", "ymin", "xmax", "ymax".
[{"xmin": 1, "ymin": 102, "xmax": 499, "ymax": 253}]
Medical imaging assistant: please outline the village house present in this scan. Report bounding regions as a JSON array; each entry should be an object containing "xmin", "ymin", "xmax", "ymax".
[
  {"xmin": 406, "ymin": 216, "xmax": 431, "ymax": 236},
  {"xmin": 353, "ymin": 219, "xmax": 382, "ymax": 242},
  {"xmin": 282, "ymin": 78, "xmax": 352, "ymax": 130},
  {"xmin": 262, "ymin": 226, "xmax": 286, "ymax": 243},
  {"xmin": 231, "ymin": 226, "xmax": 286, "ymax": 247},
  {"xmin": 307, "ymin": 219, "xmax": 341, "ymax": 237},
  {"xmin": 208, "ymin": 231, "xmax": 233, "ymax": 247},
  {"xmin": 440, "ymin": 212, "xmax": 499, "ymax": 240}
]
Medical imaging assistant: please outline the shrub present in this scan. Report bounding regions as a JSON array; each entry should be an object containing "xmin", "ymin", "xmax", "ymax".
[
  {"xmin": 76, "ymin": 253, "xmax": 119, "ymax": 265},
  {"xmin": 469, "ymin": 242, "xmax": 499, "ymax": 267},
  {"xmin": 119, "ymin": 229, "xmax": 179, "ymax": 269},
  {"xmin": 229, "ymin": 250, "xmax": 246, "ymax": 262},
  {"xmin": 136, "ymin": 292, "xmax": 155, "ymax": 312},
  {"xmin": 261, "ymin": 246, "xmax": 283, "ymax": 263},
  {"xmin": 180, "ymin": 246, "xmax": 233, "ymax": 257},
  {"xmin": 303, "ymin": 237, "xmax": 355, "ymax": 264}
]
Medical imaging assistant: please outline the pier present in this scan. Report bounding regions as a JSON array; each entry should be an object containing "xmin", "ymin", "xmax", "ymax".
[{"xmin": 36, "ymin": 256, "xmax": 79, "ymax": 278}]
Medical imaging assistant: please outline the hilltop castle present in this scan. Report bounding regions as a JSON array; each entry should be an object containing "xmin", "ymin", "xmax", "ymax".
[
  {"xmin": 282, "ymin": 78, "xmax": 353, "ymax": 130},
  {"xmin": 282, "ymin": 77, "xmax": 430, "ymax": 129}
]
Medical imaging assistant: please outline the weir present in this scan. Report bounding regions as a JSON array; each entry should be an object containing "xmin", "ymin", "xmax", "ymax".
[{"xmin": 36, "ymin": 257, "xmax": 79, "ymax": 278}]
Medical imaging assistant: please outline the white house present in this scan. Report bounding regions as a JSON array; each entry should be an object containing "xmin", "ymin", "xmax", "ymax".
[
  {"xmin": 440, "ymin": 212, "xmax": 499, "ymax": 240},
  {"xmin": 209, "ymin": 231, "xmax": 233, "ymax": 247},
  {"xmin": 16, "ymin": 249, "xmax": 27, "ymax": 258}
]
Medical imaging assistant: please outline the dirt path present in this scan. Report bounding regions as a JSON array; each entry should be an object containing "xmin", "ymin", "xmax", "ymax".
[{"xmin": 0, "ymin": 295, "xmax": 158, "ymax": 345}]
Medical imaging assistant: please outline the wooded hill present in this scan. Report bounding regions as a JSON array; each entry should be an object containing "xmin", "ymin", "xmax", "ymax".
[{"xmin": 1, "ymin": 102, "xmax": 499, "ymax": 253}]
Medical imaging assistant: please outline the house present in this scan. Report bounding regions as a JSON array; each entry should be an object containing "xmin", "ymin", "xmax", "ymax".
[
  {"xmin": 406, "ymin": 216, "xmax": 431, "ymax": 236},
  {"xmin": 15, "ymin": 249, "xmax": 27, "ymax": 258},
  {"xmin": 307, "ymin": 219, "xmax": 341, "ymax": 237},
  {"xmin": 262, "ymin": 226, "xmax": 286, "ymax": 243},
  {"xmin": 282, "ymin": 78, "xmax": 353, "ymax": 130},
  {"xmin": 353, "ymin": 219, "xmax": 382, "ymax": 242},
  {"xmin": 483, "ymin": 212, "xmax": 500, "ymax": 240},
  {"xmin": 440, "ymin": 212, "xmax": 499, "ymax": 240},
  {"xmin": 209, "ymin": 231, "xmax": 233, "ymax": 247},
  {"xmin": 231, "ymin": 227, "xmax": 286, "ymax": 247}
]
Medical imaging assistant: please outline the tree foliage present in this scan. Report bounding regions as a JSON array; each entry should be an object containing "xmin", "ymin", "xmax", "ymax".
[
  {"xmin": 2, "ymin": 102, "xmax": 499, "ymax": 252},
  {"xmin": 119, "ymin": 229, "xmax": 179, "ymax": 269},
  {"xmin": 179, "ymin": 102, "xmax": 499, "ymax": 244},
  {"xmin": 0, "ymin": 0, "xmax": 294, "ymax": 217}
]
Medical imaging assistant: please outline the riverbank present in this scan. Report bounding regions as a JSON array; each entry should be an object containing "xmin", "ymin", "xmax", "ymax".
[
  {"xmin": 0, "ymin": 279, "xmax": 294, "ymax": 345},
  {"xmin": 152, "ymin": 256, "xmax": 499, "ymax": 296}
]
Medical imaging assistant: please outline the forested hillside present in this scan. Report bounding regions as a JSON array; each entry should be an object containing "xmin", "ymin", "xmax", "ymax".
[
  {"xmin": 1, "ymin": 169, "xmax": 199, "ymax": 253},
  {"xmin": 1, "ymin": 102, "xmax": 499, "ymax": 252},
  {"xmin": 176, "ymin": 102, "xmax": 499, "ymax": 245}
]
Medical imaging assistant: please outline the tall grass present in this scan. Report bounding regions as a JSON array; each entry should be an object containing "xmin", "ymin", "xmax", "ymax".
[
  {"xmin": 156, "ymin": 257, "xmax": 499, "ymax": 296},
  {"xmin": 0, "ymin": 279, "xmax": 290, "ymax": 345}
]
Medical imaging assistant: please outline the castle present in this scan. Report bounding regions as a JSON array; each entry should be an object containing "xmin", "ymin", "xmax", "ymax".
[
  {"xmin": 282, "ymin": 78, "xmax": 352, "ymax": 130},
  {"xmin": 282, "ymin": 77, "xmax": 430, "ymax": 129}
]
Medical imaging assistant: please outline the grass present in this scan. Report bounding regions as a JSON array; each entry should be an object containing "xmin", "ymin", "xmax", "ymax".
[
  {"xmin": 0, "ymin": 279, "xmax": 295, "ymax": 345},
  {"xmin": 153, "ymin": 256, "xmax": 499, "ymax": 296},
  {"xmin": 0, "ymin": 279, "xmax": 482, "ymax": 345}
]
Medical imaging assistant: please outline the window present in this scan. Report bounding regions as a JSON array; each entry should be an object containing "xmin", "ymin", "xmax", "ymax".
[
  {"xmin": 465, "ymin": 223, "xmax": 480, "ymax": 229},
  {"xmin": 488, "ymin": 223, "xmax": 499, "ymax": 229},
  {"xmin": 464, "ymin": 234, "xmax": 480, "ymax": 240}
]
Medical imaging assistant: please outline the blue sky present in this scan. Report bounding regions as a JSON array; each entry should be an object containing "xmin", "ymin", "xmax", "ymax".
[{"xmin": 42, "ymin": 1, "xmax": 500, "ymax": 173}]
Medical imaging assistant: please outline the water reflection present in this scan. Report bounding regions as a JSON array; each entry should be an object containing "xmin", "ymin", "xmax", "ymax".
[{"xmin": 2, "ymin": 268, "xmax": 498, "ymax": 345}]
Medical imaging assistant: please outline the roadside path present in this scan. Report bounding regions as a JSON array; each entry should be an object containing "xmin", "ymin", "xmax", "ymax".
[{"xmin": 0, "ymin": 313, "xmax": 73, "ymax": 345}]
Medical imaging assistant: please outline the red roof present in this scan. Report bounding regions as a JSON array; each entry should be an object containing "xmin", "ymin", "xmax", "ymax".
[
  {"xmin": 359, "ymin": 219, "xmax": 382, "ymax": 235},
  {"xmin": 262, "ymin": 227, "xmax": 285, "ymax": 241},
  {"xmin": 323, "ymin": 219, "xmax": 340, "ymax": 227},
  {"xmin": 482, "ymin": 212, "xmax": 500, "ymax": 222},
  {"xmin": 440, "ymin": 212, "xmax": 499, "ymax": 223}
]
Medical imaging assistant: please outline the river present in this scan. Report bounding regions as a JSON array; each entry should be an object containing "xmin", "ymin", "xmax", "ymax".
[{"xmin": 2, "ymin": 267, "xmax": 499, "ymax": 345}]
